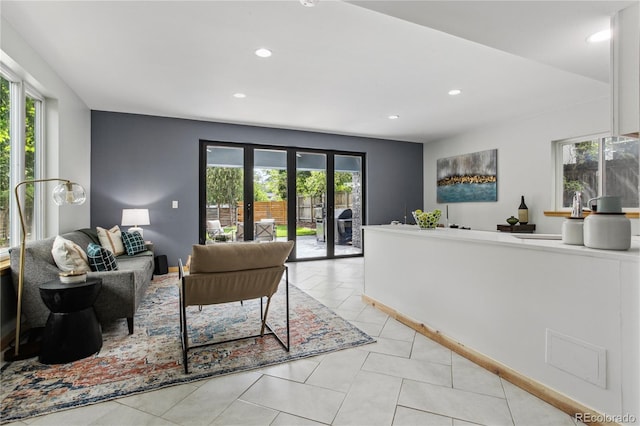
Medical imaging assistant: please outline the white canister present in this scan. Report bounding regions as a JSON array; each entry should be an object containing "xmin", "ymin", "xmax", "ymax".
[
  {"xmin": 562, "ymin": 217, "xmax": 584, "ymax": 245},
  {"xmin": 583, "ymin": 213, "xmax": 631, "ymax": 250}
]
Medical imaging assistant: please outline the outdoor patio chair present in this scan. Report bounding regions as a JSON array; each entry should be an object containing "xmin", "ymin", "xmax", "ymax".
[
  {"xmin": 178, "ymin": 240, "xmax": 294, "ymax": 374},
  {"xmin": 255, "ymin": 219, "xmax": 276, "ymax": 241},
  {"xmin": 206, "ymin": 220, "xmax": 224, "ymax": 236},
  {"xmin": 206, "ymin": 220, "xmax": 233, "ymax": 242}
]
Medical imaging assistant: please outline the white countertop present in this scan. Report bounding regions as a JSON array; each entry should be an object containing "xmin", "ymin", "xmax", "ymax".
[{"xmin": 363, "ymin": 224, "xmax": 640, "ymax": 262}]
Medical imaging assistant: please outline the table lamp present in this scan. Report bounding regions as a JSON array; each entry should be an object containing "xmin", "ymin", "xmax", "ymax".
[
  {"xmin": 121, "ymin": 209, "xmax": 150, "ymax": 238},
  {"xmin": 5, "ymin": 178, "xmax": 86, "ymax": 361}
]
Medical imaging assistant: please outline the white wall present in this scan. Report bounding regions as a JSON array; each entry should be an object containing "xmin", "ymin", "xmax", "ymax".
[
  {"xmin": 1, "ymin": 17, "xmax": 91, "ymax": 235},
  {"xmin": 421, "ymin": 96, "xmax": 639, "ymax": 235}
]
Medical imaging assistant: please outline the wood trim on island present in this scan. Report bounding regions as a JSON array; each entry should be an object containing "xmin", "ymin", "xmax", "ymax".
[
  {"xmin": 544, "ymin": 211, "xmax": 639, "ymax": 219},
  {"xmin": 362, "ymin": 294, "xmax": 619, "ymax": 426}
]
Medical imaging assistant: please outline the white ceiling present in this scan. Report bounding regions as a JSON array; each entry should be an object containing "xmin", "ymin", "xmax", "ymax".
[{"xmin": 0, "ymin": 0, "xmax": 634, "ymax": 143}]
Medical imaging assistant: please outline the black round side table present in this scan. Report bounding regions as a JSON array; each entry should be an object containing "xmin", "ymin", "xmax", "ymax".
[{"xmin": 38, "ymin": 278, "xmax": 103, "ymax": 364}]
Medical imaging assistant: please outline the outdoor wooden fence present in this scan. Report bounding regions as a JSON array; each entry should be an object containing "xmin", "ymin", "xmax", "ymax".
[{"xmin": 206, "ymin": 192, "xmax": 353, "ymax": 227}]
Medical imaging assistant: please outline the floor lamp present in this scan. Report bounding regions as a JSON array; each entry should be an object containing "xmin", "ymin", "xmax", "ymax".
[{"xmin": 5, "ymin": 178, "xmax": 86, "ymax": 361}]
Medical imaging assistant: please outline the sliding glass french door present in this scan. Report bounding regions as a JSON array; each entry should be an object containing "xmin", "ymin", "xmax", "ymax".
[
  {"xmin": 335, "ymin": 154, "xmax": 363, "ymax": 256},
  {"xmin": 253, "ymin": 148, "xmax": 288, "ymax": 242},
  {"xmin": 295, "ymin": 152, "xmax": 327, "ymax": 259},
  {"xmin": 201, "ymin": 145, "xmax": 244, "ymax": 242},
  {"xmin": 200, "ymin": 141, "xmax": 365, "ymax": 261}
]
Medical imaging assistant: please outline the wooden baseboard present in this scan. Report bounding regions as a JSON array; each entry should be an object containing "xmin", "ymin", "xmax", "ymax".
[
  {"xmin": 168, "ymin": 266, "xmax": 190, "ymax": 273},
  {"xmin": 361, "ymin": 294, "xmax": 619, "ymax": 426},
  {"xmin": 168, "ymin": 255, "xmax": 191, "ymax": 273}
]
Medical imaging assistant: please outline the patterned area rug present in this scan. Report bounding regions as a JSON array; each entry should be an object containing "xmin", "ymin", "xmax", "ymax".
[{"xmin": 1, "ymin": 273, "xmax": 374, "ymax": 423}]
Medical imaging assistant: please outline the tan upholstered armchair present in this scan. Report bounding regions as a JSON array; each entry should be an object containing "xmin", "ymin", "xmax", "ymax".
[{"xmin": 178, "ymin": 240, "xmax": 294, "ymax": 374}]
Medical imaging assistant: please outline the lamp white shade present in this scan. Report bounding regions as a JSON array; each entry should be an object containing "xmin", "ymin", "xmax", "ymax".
[{"xmin": 121, "ymin": 209, "xmax": 150, "ymax": 237}]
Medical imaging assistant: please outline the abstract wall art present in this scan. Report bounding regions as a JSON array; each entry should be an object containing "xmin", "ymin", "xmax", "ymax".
[{"xmin": 437, "ymin": 149, "xmax": 497, "ymax": 203}]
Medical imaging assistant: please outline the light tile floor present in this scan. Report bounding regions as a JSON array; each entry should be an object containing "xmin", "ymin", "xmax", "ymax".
[{"xmin": 8, "ymin": 258, "xmax": 584, "ymax": 426}]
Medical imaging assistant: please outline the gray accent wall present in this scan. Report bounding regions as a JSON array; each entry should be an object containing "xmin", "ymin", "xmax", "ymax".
[{"xmin": 91, "ymin": 111, "xmax": 423, "ymax": 265}]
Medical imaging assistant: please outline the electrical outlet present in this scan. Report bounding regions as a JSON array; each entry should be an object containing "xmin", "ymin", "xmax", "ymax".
[{"xmin": 172, "ymin": 200, "xmax": 178, "ymax": 209}]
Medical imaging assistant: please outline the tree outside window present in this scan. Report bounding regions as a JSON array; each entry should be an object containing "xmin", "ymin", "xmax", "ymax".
[
  {"xmin": 0, "ymin": 73, "xmax": 40, "ymax": 252},
  {"xmin": 206, "ymin": 166, "xmax": 243, "ymax": 223},
  {"xmin": 1, "ymin": 76, "xmax": 10, "ymax": 249}
]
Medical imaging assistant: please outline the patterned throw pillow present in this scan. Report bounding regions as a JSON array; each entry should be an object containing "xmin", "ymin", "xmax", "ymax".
[
  {"xmin": 97, "ymin": 225, "xmax": 125, "ymax": 256},
  {"xmin": 87, "ymin": 243, "xmax": 118, "ymax": 271},
  {"xmin": 121, "ymin": 231, "xmax": 146, "ymax": 255},
  {"xmin": 51, "ymin": 235, "xmax": 91, "ymax": 273}
]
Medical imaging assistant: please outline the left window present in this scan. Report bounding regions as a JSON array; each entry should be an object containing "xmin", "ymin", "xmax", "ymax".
[{"xmin": 1, "ymin": 68, "xmax": 43, "ymax": 258}]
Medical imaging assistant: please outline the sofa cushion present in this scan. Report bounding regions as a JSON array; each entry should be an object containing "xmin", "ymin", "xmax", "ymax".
[
  {"xmin": 121, "ymin": 231, "xmax": 146, "ymax": 255},
  {"xmin": 51, "ymin": 235, "xmax": 91, "ymax": 272},
  {"xmin": 76, "ymin": 228, "xmax": 101, "ymax": 245},
  {"xmin": 190, "ymin": 241, "xmax": 294, "ymax": 273},
  {"xmin": 87, "ymin": 243, "xmax": 118, "ymax": 271},
  {"xmin": 97, "ymin": 225, "xmax": 125, "ymax": 256}
]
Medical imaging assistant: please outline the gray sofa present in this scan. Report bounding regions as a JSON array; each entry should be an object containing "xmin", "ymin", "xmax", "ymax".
[{"xmin": 10, "ymin": 228, "xmax": 154, "ymax": 334}]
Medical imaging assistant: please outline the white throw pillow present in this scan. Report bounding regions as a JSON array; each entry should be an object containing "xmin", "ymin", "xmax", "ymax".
[
  {"xmin": 97, "ymin": 225, "xmax": 125, "ymax": 256},
  {"xmin": 51, "ymin": 235, "xmax": 91, "ymax": 273}
]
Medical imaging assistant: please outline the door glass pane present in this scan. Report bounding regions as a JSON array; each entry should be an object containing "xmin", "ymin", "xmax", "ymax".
[
  {"xmin": 254, "ymin": 149, "xmax": 287, "ymax": 242},
  {"xmin": 296, "ymin": 152, "xmax": 326, "ymax": 259},
  {"xmin": 1, "ymin": 76, "xmax": 10, "ymax": 250},
  {"xmin": 604, "ymin": 136, "xmax": 639, "ymax": 208},
  {"xmin": 335, "ymin": 155, "xmax": 362, "ymax": 255},
  {"xmin": 205, "ymin": 146, "xmax": 243, "ymax": 243}
]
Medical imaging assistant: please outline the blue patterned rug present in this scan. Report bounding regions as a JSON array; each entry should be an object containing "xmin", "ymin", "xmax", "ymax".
[{"xmin": 1, "ymin": 273, "xmax": 374, "ymax": 423}]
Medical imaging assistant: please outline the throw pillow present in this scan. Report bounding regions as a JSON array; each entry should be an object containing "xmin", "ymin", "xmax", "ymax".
[
  {"xmin": 121, "ymin": 231, "xmax": 146, "ymax": 255},
  {"xmin": 51, "ymin": 235, "xmax": 91, "ymax": 273},
  {"xmin": 87, "ymin": 243, "xmax": 118, "ymax": 271},
  {"xmin": 97, "ymin": 225, "xmax": 125, "ymax": 256}
]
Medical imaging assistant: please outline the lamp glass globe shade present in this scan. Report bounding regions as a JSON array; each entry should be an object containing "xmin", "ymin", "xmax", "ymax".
[{"xmin": 52, "ymin": 182, "xmax": 87, "ymax": 206}]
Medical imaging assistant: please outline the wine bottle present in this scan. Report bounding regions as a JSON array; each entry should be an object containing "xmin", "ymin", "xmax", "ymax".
[{"xmin": 518, "ymin": 196, "xmax": 528, "ymax": 225}]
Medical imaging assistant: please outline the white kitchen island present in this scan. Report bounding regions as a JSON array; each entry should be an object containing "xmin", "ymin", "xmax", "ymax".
[{"xmin": 363, "ymin": 225, "xmax": 639, "ymax": 424}]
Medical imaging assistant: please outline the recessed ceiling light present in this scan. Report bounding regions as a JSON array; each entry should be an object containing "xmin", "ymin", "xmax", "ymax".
[
  {"xmin": 448, "ymin": 89, "xmax": 462, "ymax": 96},
  {"xmin": 233, "ymin": 93, "xmax": 246, "ymax": 99},
  {"xmin": 587, "ymin": 29, "xmax": 611, "ymax": 43},
  {"xmin": 388, "ymin": 115, "xmax": 400, "ymax": 120},
  {"xmin": 300, "ymin": 0, "xmax": 319, "ymax": 6},
  {"xmin": 255, "ymin": 48, "xmax": 272, "ymax": 58}
]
